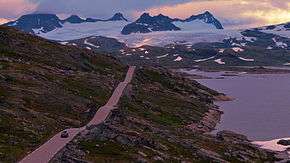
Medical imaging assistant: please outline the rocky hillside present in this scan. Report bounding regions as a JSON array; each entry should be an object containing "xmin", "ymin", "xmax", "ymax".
[
  {"xmin": 66, "ymin": 29, "xmax": 290, "ymax": 68},
  {"xmin": 121, "ymin": 11, "xmax": 223, "ymax": 35},
  {"xmin": 0, "ymin": 26, "xmax": 127, "ymax": 162},
  {"xmin": 4, "ymin": 13, "xmax": 129, "ymax": 34},
  {"xmin": 52, "ymin": 67, "xmax": 278, "ymax": 162}
]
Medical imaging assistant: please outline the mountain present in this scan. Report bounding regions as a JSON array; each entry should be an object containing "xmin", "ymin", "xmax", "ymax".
[
  {"xmin": 4, "ymin": 13, "xmax": 62, "ymax": 34},
  {"xmin": 62, "ymin": 15, "xmax": 86, "ymax": 24},
  {"xmin": 182, "ymin": 11, "xmax": 223, "ymax": 29},
  {"xmin": 256, "ymin": 22, "xmax": 290, "ymax": 31},
  {"xmin": 84, "ymin": 13, "xmax": 128, "ymax": 23},
  {"xmin": 66, "ymin": 28, "xmax": 290, "ymax": 68},
  {"xmin": 5, "ymin": 13, "xmax": 128, "ymax": 34},
  {"xmin": 107, "ymin": 12, "xmax": 128, "ymax": 21},
  {"xmin": 121, "ymin": 13, "xmax": 180, "ymax": 35},
  {"xmin": 255, "ymin": 22, "xmax": 290, "ymax": 38},
  {"xmin": 121, "ymin": 11, "xmax": 223, "ymax": 35},
  {"xmin": 0, "ymin": 26, "xmax": 281, "ymax": 163}
]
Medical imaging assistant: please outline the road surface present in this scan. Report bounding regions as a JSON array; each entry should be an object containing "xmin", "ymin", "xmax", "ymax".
[{"xmin": 20, "ymin": 66, "xmax": 136, "ymax": 163}]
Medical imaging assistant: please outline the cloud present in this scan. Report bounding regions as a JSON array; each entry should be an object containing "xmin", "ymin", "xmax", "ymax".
[
  {"xmin": 145, "ymin": 0, "xmax": 290, "ymax": 29},
  {"xmin": 33, "ymin": 0, "xmax": 191, "ymax": 19},
  {"xmin": 0, "ymin": 18, "xmax": 9, "ymax": 24},
  {"xmin": 0, "ymin": 0, "xmax": 289, "ymax": 28},
  {"xmin": 0, "ymin": 0, "xmax": 37, "ymax": 19}
]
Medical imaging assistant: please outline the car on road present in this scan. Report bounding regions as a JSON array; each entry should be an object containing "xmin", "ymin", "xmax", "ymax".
[{"xmin": 61, "ymin": 131, "xmax": 69, "ymax": 138}]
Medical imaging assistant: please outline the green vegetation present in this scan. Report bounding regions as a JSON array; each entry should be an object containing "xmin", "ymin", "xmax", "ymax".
[
  {"xmin": 0, "ymin": 45, "xmax": 17, "ymax": 57},
  {"xmin": 122, "ymin": 68, "xmax": 213, "ymax": 126},
  {"xmin": 0, "ymin": 26, "xmax": 126, "ymax": 162},
  {"xmin": 62, "ymin": 67, "xmax": 277, "ymax": 162},
  {"xmin": 79, "ymin": 140, "xmax": 136, "ymax": 161}
]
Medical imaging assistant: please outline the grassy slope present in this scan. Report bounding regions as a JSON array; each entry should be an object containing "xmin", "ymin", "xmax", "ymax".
[
  {"xmin": 0, "ymin": 26, "xmax": 126, "ymax": 162},
  {"xmin": 55, "ymin": 68, "xmax": 276, "ymax": 162}
]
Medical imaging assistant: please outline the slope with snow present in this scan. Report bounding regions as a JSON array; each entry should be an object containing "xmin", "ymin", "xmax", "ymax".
[
  {"xmin": 257, "ymin": 22, "xmax": 290, "ymax": 38},
  {"xmin": 39, "ymin": 21, "xmax": 129, "ymax": 41},
  {"xmin": 173, "ymin": 19, "xmax": 217, "ymax": 32}
]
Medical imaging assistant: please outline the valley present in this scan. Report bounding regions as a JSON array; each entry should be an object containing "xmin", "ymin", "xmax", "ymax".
[{"xmin": 0, "ymin": 7, "xmax": 290, "ymax": 163}]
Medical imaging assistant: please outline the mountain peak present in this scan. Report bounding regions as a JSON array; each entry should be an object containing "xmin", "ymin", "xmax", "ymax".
[
  {"xmin": 108, "ymin": 13, "xmax": 128, "ymax": 21},
  {"xmin": 64, "ymin": 15, "xmax": 85, "ymax": 24},
  {"xmin": 184, "ymin": 11, "xmax": 223, "ymax": 29},
  {"xmin": 203, "ymin": 11, "xmax": 212, "ymax": 16},
  {"xmin": 122, "ymin": 12, "xmax": 180, "ymax": 35},
  {"xmin": 140, "ymin": 13, "xmax": 151, "ymax": 18},
  {"xmin": 137, "ymin": 13, "xmax": 173, "ymax": 24},
  {"xmin": 4, "ymin": 13, "xmax": 62, "ymax": 33}
]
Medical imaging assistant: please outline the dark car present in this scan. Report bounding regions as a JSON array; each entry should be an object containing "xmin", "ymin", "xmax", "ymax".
[{"xmin": 61, "ymin": 131, "xmax": 69, "ymax": 138}]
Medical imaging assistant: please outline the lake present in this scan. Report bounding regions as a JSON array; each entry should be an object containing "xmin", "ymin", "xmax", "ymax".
[{"xmin": 182, "ymin": 69, "xmax": 290, "ymax": 141}]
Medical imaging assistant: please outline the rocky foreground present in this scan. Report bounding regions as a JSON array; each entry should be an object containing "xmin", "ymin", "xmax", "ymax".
[
  {"xmin": 52, "ymin": 68, "xmax": 279, "ymax": 162},
  {"xmin": 0, "ymin": 26, "xmax": 283, "ymax": 162},
  {"xmin": 0, "ymin": 26, "xmax": 126, "ymax": 162}
]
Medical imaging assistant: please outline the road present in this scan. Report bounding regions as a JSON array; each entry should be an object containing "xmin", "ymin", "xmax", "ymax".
[{"xmin": 20, "ymin": 66, "xmax": 136, "ymax": 163}]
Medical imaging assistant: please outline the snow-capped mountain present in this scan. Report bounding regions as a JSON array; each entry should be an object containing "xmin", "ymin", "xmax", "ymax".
[
  {"xmin": 181, "ymin": 11, "xmax": 223, "ymax": 29},
  {"xmin": 107, "ymin": 13, "xmax": 128, "ymax": 21},
  {"xmin": 121, "ymin": 13, "xmax": 180, "ymax": 35},
  {"xmin": 256, "ymin": 22, "xmax": 290, "ymax": 31},
  {"xmin": 62, "ymin": 15, "xmax": 86, "ymax": 24},
  {"xmin": 121, "ymin": 11, "xmax": 223, "ymax": 35},
  {"xmin": 5, "ymin": 14, "xmax": 63, "ymax": 33},
  {"xmin": 255, "ymin": 22, "xmax": 290, "ymax": 38},
  {"xmin": 5, "ymin": 13, "xmax": 129, "ymax": 34}
]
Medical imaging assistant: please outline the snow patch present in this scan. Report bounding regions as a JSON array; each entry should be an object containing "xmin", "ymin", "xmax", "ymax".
[
  {"xmin": 243, "ymin": 37, "xmax": 257, "ymax": 42},
  {"xmin": 240, "ymin": 43, "xmax": 246, "ymax": 47},
  {"xmin": 84, "ymin": 39, "xmax": 100, "ymax": 48},
  {"xmin": 219, "ymin": 49, "xmax": 225, "ymax": 53},
  {"xmin": 174, "ymin": 56, "xmax": 183, "ymax": 62},
  {"xmin": 194, "ymin": 56, "xmax": 215, "ymax": 62},
  {"xmin": 253, "ymin": 138, "xmax": 290, "ymax": 154},
  {"xmin": 39, "ymin": 21, "xmax": 128, "ymax": 40},
  {"xmin": 156, "ymin": 54, "xmax": 169, "ymax": 59},
  {"xmin": 7, "ymin": 21, "xmax": 18, "ymax": 26},
  {"xmin": 214, "ymin": 59, "xmax": 225, "ymax": 64},
  {"xmin": 231, "ymin": 43, "xmax": 242, "ymax": 47},
  {"xmin": 59, "ymin": 42, "xmax": 69, "ymax": 45},
  {"xmin": 260, "ymin": 25, "xmax": 290, "ymax": 39},
  {"xmin": 32, "ymin": 27, "xmax": 44, "ymax": 34},
  {"xmin": 267, "ymin": 46, "xmax": 273, "ymax": 50},
  {"xmin": 120, "ymin": 49, "xmax": 126, "ymax": 54},
  {"xmin": 173, "ymin": 20, "xmax": 217, "ymax": 32},
  {"xmin": 272, "ymin": 38, "xmax": 288, "ymax": 49},
  {"xmin": 239, "ymin": 57, "xmax": 254, "ymax": 62},
  {"xmin": 232, "ymin": 47, "xmax": 244, "ymax": 52}
]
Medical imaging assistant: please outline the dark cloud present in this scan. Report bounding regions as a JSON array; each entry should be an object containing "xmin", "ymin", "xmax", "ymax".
[{"xmin": 31, "ymin": 0, "xmax": 191, "ymax": 19}]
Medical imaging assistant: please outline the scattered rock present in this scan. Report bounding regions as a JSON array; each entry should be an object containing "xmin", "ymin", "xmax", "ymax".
[
  {"xmin": 216, "ymin": 130, "xmax": 248, "ymax": 142},
  {"xmin": 277, "ymin": 139, "xmax": 290, "ymax": 146},
  {"xmin": 153, "ymin": 156, "xmax": 164, "ymax": 161}
]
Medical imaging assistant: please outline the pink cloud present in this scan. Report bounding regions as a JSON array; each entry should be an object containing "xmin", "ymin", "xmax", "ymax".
[
  {"xmin": 0, "ymin": 0, "xmax": 37, "ymax": 20},
  {"xmin": 0, "ymin": 18, "xmax": 9, "ymax": 24},
  {"xmin": 144, "ymin": 0, "xmax": 290, "ymax": 29}
]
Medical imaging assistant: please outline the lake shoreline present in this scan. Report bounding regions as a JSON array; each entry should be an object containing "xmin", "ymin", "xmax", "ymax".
[{"xmin": 180, "ymin": 67, "xmax": 290, "ymax": 160}]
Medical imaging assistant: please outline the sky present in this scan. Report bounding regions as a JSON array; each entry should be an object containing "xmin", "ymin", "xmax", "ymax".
[{"xmin": 0, "ymin": 0, "xmax": 289, "ymax": 29}]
